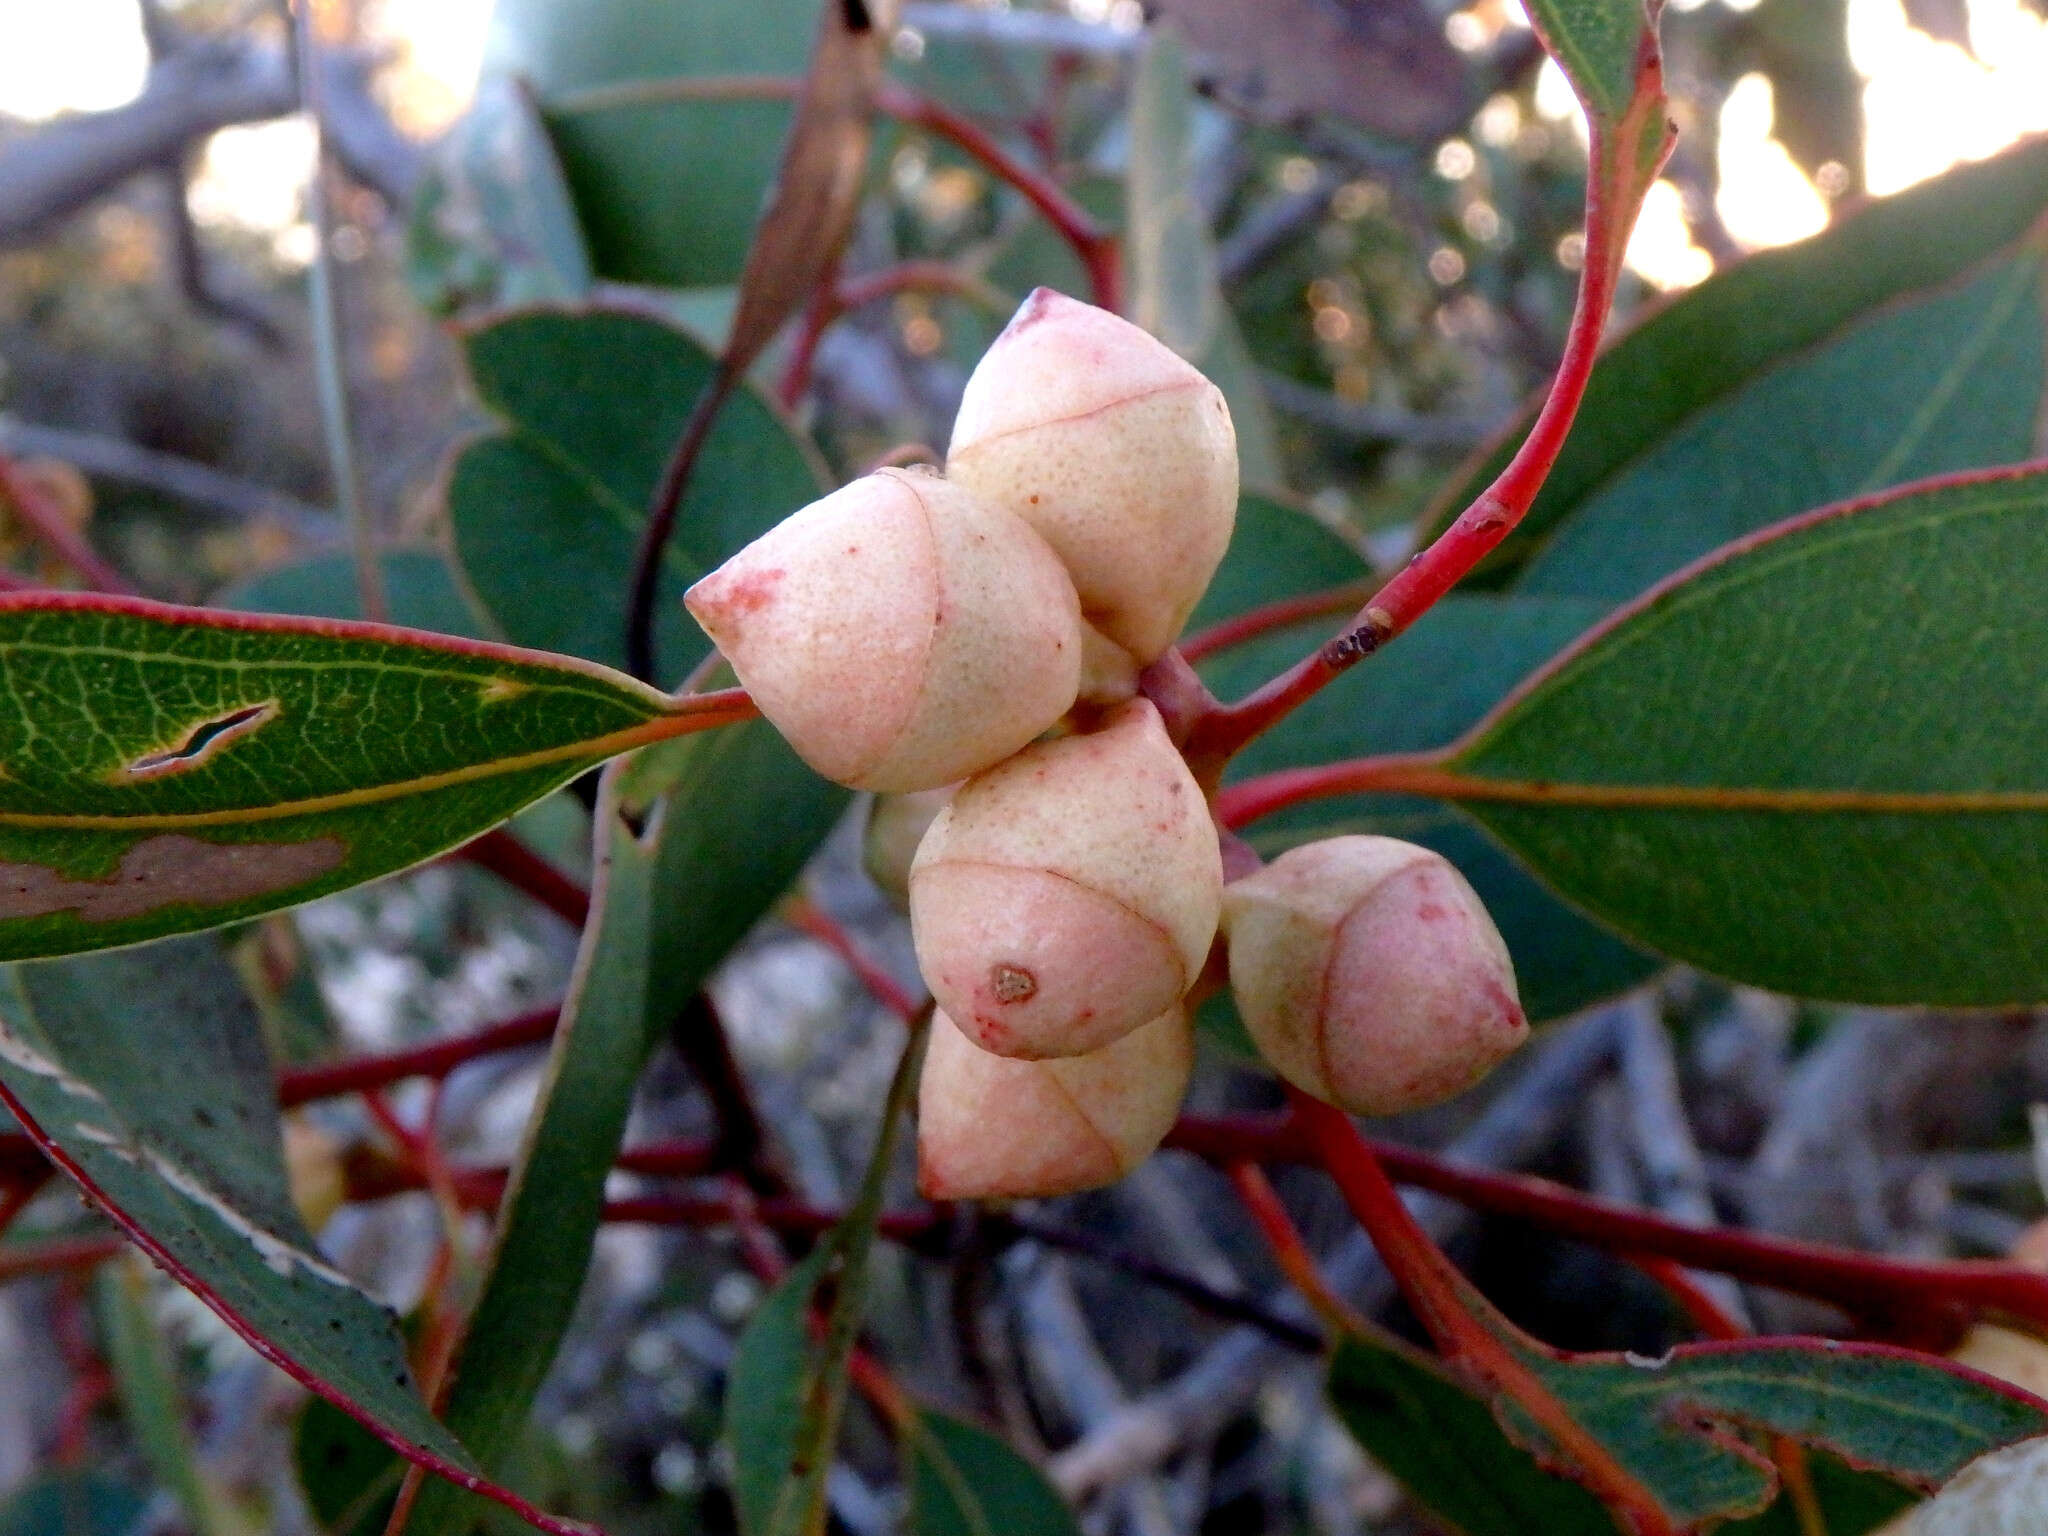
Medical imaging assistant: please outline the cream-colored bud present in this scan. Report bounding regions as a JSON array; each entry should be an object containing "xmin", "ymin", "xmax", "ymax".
[
  {"xmin": 947, "ymin": 289, "xmax": 1238, "ymax": 664},
  {"xmin": 909, "ymin": 700, "xmax": 1222, "ymax": 1059},
  {"xmin": 917, "ymin": 1005, "xmax": 1193, "ymax": 1199},
  {"xmin": 684, "ymin": 467, "xmax": 1082, "ymax": 793},
  {"xmin": 1223, "ymin": 836, "xmax": 1526, "ymax": 1115},
  {"xmin": 862, "ymin": 785, "xmax": 954, "ymax": 909}
]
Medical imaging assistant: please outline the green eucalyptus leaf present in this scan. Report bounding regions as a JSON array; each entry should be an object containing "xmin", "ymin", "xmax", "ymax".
[
  {"xmin": 0, "ymin": 941, "xmax": 511, "ymax": 1519},
  {"xmin": 1124, "ymin": 26, "xmax": 1282, "ymax": 485},
  {"xmin": 402, "ymin": 762, "xmax": 665, "ymax": 1536},
  {"xmin": 221, "ymin": 549, "xmax": 483, "ymax": 638},
  {"xmin": 1518, "ymin": 251, "xmax": 2047, "ymax": 602},
  {"xmin": 1434, "ymin": 465, "xmax": 2048, "ymax": 1003},
  {"xmin": 406, "ymin": 73, "xmax": 593, "ymax": 318},
  {"xmin": 1330, "ymin": 1332, "xmax": 1955, "ymax": 1535},
  {"xmin": 493, "ymin": 0, "xmax": 822, "ymax": 286},
  {"xmin": 906, "ymin": 1409, "xmax": 1081, "ymax": 1536},
  {"xmin": 1523, "ymin": 0, "xmax": 1657, "ymax": 123},
  {"xmin": 0, "ymin": 595, "xmax": 679, "ymax": 962},
  {"xmin": 724, "ymin": 1250, "xmax": 831, "ymax": 1536},
  {"xmin": 448, "ymin": 306, "xmax": 826, "ymax": 687},
  {"xmin": 1186, "ymin": 488, "xmax": 1367, "ymax": 634},
  {"xmin": 1428, "ymin": 135, "xmax": 2048, "ymax": 590}
]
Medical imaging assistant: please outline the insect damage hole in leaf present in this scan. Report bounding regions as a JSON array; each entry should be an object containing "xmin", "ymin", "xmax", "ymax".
[{"xmin": 114, "ymin": 701, "xmax": 280, "ymax": 781}]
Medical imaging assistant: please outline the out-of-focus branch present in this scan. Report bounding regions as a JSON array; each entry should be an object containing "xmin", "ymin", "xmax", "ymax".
[
  {"xmin": 0, "ymin": 34, "xmax": 417, "ymax": 247},
  {"xmin": 0, "ymin": 418, "xmax": 333, "ymax": 534}
]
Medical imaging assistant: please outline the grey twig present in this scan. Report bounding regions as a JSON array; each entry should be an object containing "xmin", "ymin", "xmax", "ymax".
[
  {"xmin": 0, "ymin": 417, "xmax": 332, "ymax": 534},
  {"xmin": 896, "ymin": 3, "xmax": 1142, "ymax": 57},
  {"xmin": 1009, "ymin": 1249, "xmax": 1183, "ymax": 1536},
  {"xmin": 1617, "ymin": 997, "xmax": 1754, "ymax": 1326},
  {"xmin": 1049, "ymin": 1002, "xmax": 1627, "ymax": 1499}
]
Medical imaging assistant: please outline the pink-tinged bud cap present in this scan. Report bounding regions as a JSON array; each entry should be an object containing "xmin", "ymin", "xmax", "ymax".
[
  {"xmin": 909, "ymin": 699, "xmax": 1222, "ymax": 1059},
  {"xmin": 917, "ymin": 1005, "xmax": 1193, "ymax": 1199},
  {"xmin": 684, "ymin": 467, "xmax": 1082, "ymax": 793},
  {"xmin": 1223, "ymin": 836, "xmax": 1526, "ymax": 1116},
  {"xmin": 947, "ymin": 289, "xmax": 1238, "ymax": 664}
]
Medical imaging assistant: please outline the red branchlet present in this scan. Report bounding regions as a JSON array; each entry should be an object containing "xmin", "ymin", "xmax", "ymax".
[
  {"xmin": 0, "ymin": 453, "xmax": 138, "ymax": 595},
  {"xmin": 1182, "ymin": 98, "xmax": 1670, "ymax": 775},
  {"xmin": 453, "ymin": 830, "xmax": 592, "ymax": 928}
]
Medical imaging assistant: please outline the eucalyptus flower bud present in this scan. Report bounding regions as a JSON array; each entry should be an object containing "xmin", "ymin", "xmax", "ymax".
[
  {"xmin": 684, "ymin": 467, "xmax": 1082, "ymax": 793},
  {"xmin": 909, "ymin": 699, "xmax": 1222, "ymax": 1059},
  {"xmin": 862, "ymin": 785, "xmax": 953, "ymax": 910},
  {"xmin": 917, "ymin": 1005, "xmax": 1193, "ymax": 1200},
  {"xmin": 1223, "ymin": 836, "xmax": 1526, "ymax": 1115},
  {"xmin": 947, "ymin": 289, "xmax": 1238, "ymax": 664}
]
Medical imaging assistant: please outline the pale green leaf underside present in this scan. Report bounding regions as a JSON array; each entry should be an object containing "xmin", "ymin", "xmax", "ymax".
[
  {"xmin": 0, "ymin": 595, "xmax": 672, "ymax": 961},
  {"xmin": 1445, "ymin": 466, "xmax": 2048, "ymax": 1003},
  {"xmin": 0, "ymin": 943, "xmax": 480, "ymax": 1485}
]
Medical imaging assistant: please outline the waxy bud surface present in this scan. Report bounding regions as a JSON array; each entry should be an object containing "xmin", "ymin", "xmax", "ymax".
[
  {"xmin": 910, "ymin": 699, "xmax": 1222, "ymax": 1059},
  {"xmin": 947, "ymin": 289, "xmax": 1238, "ymax": 664},
  {"xmin": 1223, "ymin": 836, "xmax": 1526, "ymax": 1116},
  {"xmin": 685, "ymin": 467, "xmax": 1082, "ymax": 793},
  {"xmin": 917, "ymin": 1005, "xmax": 1193, "ymax": 1200}
]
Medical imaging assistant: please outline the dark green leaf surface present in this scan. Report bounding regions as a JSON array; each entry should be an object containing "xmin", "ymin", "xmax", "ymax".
[
  {"xmin": 97, "ymin": 1258, "xmax": 229, "ymax": 1536},
  {"xmin": 0, "ymin": 941, "xmax": 487, "ymax": 1502},
  {"xmin": 404, "ymin": 764, "xmax": 665, "ymax": 1536},
  {"xmin": 907, "ymin": 1410, "xmax": 1081, "ymax": 1536},
  {"xmin": 1437, "ymin": 465, "xmax": 2048, "ymax": 1003},
  {"xmin": 493, "ymin": 0, "xmax": 820, "ymax": 286},
  {"xmin": 724, "ymin": 1251, "xmax": 829, "ymax": 1536},
  {"xmin": 1329, "ymin": 1333, "xmax": 1618, "ymax": 1534},
  {"xmin": 1429, "ymin": 135, "xmax": 2048, "ymax": 587},
  {"xmin": 1186, "ymin": 489, "xmax": 1367, "ymax": 635},
  {"xmin": 406, "ymin": 73, "xmax": 593, "ymax": 318},
  {"xmin": 414, "ymin": 691, "xmax": 845, "ymax": 1532},
  {"xmin": 1209, "ymin": 596, "xmax": 1658, "ymax": 1023},
  {"xmin": 0, "ymin": 594, "xmax": 672, "ymax": 961},
  {"xmin": 293, "ymin": 1398, "xmax": 402, "ymax": 1536},
  {"xmin": 1518, "ymin": 251, "xmax": 2047, "ymax": 602},
  {"xmin": 448, "ymin": 307, "xmax": 827, "ymax": 687},
  {"xmin": 1524, "ymin": 1340, "xmax": 2048, "ymax": 1523},
  {"xmin": 221, "ymin": 548, "xmax": 482, "ymax": 637},
  {"xmin": 1331, "ymin": 1333, "xmax": 1955, "ymax": 1535},
  {"xmin": 0, "ymin": 1475, "xmax": 146, "ymax": 1536},
  {"xmin": 1523, "ymin": 0, "xmax": 1654, "ymax": 122}
]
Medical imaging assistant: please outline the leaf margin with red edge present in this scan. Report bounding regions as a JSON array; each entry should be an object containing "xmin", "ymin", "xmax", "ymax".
[
  {"xmin": 0, "ymin": 949, "xmax": 600, "ymax": 1536},
  {"xmin": 0, "ymin": 590, "xmax": 735, "ymax": 963}
]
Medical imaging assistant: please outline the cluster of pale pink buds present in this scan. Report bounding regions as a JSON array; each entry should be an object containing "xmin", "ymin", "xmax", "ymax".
[{"xmin": 687, "ymin": 289, "xmax": 1525, "ymax": 1204}]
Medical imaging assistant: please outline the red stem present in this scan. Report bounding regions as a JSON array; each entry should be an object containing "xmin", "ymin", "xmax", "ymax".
[
  {"xmin": 453, "ymin": 829, "xmax": 591, "ymax": 928},
  {"xmin": 1290, "ymin": 1090, "xmax": 1680, "ymax": 1535},
  {"xmin": 1177, "ymin": 578, "xmax": 1379, "ymax": 666},
  {"xmin": 0, "ymin": 453, "xmax": 138, "ymax": 596},
  {"xmin": 1165, "ymin": 1112, "xmax": 2048, "ymax": 1342},
  {"xmin": 778, "ymin": 258, "xmax": 994, "ymax": 407},
  {"xmin": 277, "ymin": 1004, "xmax": 561, "ymax": 1107},
  {"xmin": 878, "ymin": 82, "xmax": 1120, "ymax": 312},
  {"xmin": 1183, "ymin": 96, "xmax": 1668, "ymax": 775},
  {"xmin": 1229, "ymin": 1161, "xmax": 1366, "ymax": 1335},
  {"xmin": 785, "ymin": 896, "xmax": 926, "ymax": 1023},
  {"xmin": 1214, "ymin": 750, "xmax": 1445, "ymax": 829}
]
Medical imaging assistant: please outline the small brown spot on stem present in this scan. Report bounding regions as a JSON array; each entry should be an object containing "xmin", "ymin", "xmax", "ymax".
[{"xmin": 991, "ymin": 964, "xmax": 1038, "ymax": 1004}]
